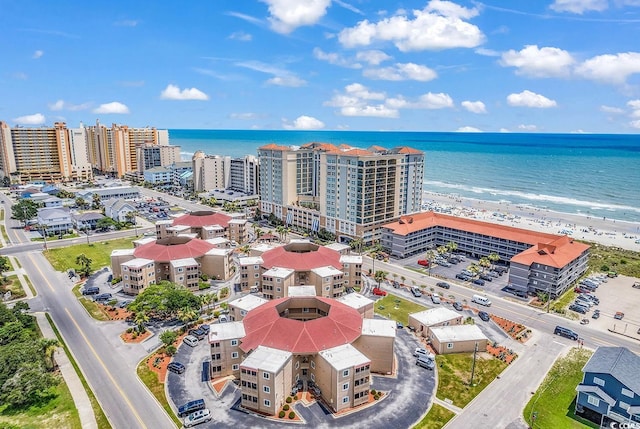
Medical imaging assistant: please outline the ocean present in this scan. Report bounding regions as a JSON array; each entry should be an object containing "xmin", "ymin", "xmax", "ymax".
[{"xmin": 168, "ymin": 130, "xmax": 640, "ymax": 223}]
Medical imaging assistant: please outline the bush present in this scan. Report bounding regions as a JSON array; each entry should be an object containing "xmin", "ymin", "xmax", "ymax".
[
  {"xmin": 166, "ymin": 345, "xmax": 176, "ymax": 356},
  {"xmin": 370, "ymin": 389, "xmax": 377, "ymax": 395},
  {"xmin": 279, "ymin": 411, "xmax": 285, "ymax": 418},
  {"xmin": 286, "ymin": 396, "xmax": 292, "ymax": 403},
  {"xmin": 288, "ymin": 411, "xmax": 295, "ymax": 419},
  {"xmin": 127, "ymin": 327, "xmax": 134, "ymax": 333},
  {"xmin": 374, "ymin": 393, "xmax": 380, "ymax": 400},
  {"xmin": 283, "ymin": 404, "xmax": 290, "ymax": 411},
  {"xmin": 600, "ymin": 265, "xmax": 610, "ymax": 272}
]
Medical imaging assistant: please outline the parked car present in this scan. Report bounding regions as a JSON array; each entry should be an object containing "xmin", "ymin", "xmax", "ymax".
[
  {"xmin": 118, "ymin": 300, "xmax": 131, "ymax": 308},
  {"xmin": 473, "ymin": 279, "xmax": 486, "ymax": 286},
  {"xmin": 184, "ymin": 409, "xmax": 212, "ymax": 427},
  {"xmin": 456, "ymin": 273, "xmax": 470, "ymax": 281},
  {"xmin": 177, "ymin": 399, "xmax": 206, "ymax": 417},
  {"xmin": 94, "ymin": 293, "xmax": 112, "ymax": 302},
  {"xmin": 452, "ymin": 301, "xmax": 463, "ymax": 311},
  {"xmin": 592, "ymin": 309, "xmax": 601, "ymax": 319},
  {"xmin": 431, "ymin": 293, "xmax": 441, "ymax": 304},
  {"xmin": 372, "ymin": 287, "xmax": 387, "ymax": 296},
  {"xmin": 615, "ymin": 311, "xmax": 625, "ymax": 320},
  {"xmin": 554, "ymin": 325, "xmax": 579, "ymax": 340},
  {"xmin": 439, "ymin": 261, "xmax": 452, "ymax": 268},
  {"xmin": 167, "ymin": 361, "xmax": 186, "ymax": 374},
  {"xmin": 479, "ymin": 273, "xmax": 493, "ymax": 282},
  {"xmin": 396, "ymin": 321, "xmax": 404, "ymax": 329},
  {"xmin": 199, "ymin": 324, "xmax": 210, "ymax": 334},
  {"xmin": 574, "ymin": 298, "xmax": 593, "ymax": 308},
  {"xmin": 447, "ymin": 258, "xmax": 459, "ymax": 264},
  {"xmin": 411, "ymin": 287, "xmax": 422, "ymax": 297},
  {"xmin": 416, "ymin": 356, "xmax": 435, "ymax": 370},
  {"xmin": 487, "ymin": 271, "xmax": 499, "ymax": 278},
  {"xmin": 417, "ymin": 259, "xmax": 429, "ymax": 267},
  {"xmin": 189, "ymin": 328, "xmax": 206, "ymax": 340},
  {"xmin": 580, "ymin": 294, "xmax": 599, "ymax": 304},
  {"xmin": 569, "ymin": 304, "xmax": 587, "ymax": 314},
  {"xmin": 478, "ymin": 311, "xmax": 491, "ymax": 321},
  {"xmin": 436, "ymin": 282, "xmax": 451, "ymax": 289},
  {"xmin": 461, "ymin": 270, "xmax": 474, "ymax": 277},
  {"xmin": 392, "ymin": 281, "xmax": 400, "ymax": 288},
  {"xmin": 414, "ymin": 347, "xmax": 435, "ymax": 359},
  {"xmin": 82, "ymin": 286, "xmax": 100, "ymax": 295},
  {"xmin": 183, "ymin": 335, "xmax": 199, "ymax": 347}
]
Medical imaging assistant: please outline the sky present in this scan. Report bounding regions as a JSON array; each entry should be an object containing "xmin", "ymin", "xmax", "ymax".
[{"xmin": 2, "ymin": 0, "xmax": 640, "ymax": 133}]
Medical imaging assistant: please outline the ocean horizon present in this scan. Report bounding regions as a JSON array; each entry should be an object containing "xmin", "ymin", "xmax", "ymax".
[{"xmin": 168, "ymin": 129, "xmax": 640, "ymax": 223}]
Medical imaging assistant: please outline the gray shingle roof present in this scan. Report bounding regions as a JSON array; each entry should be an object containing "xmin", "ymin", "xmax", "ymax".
[{"xmin": 583, "ymin": 347, "xmax": 640, "ymax": 394}]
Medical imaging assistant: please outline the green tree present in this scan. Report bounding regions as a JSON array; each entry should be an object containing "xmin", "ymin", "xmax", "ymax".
[
  {"xmin": 436, "ymin": 245, "xmax": 448, "ymax": 255},
  {"xmin": 239, "ymin": 245, "xmax": 251, "ymax": 256},
  {"xmin": 38, "ymin": 338, "xmax": 60, "ymax": 372},
  {"xmin": 125, "ymin": 210, "xmax": 139, "ymax": 236},
  {"xmin": 75, "ymin": 197, "xmax": 89, "ymax": 210},
  {"xmin": 373, "ymin": 270, "xmax": 388, "ymax": 288},
  {"xmin": 177, "ymin": 307, "xmax": 198, "ymax": 324},
  {"xmin": 11, "ymin": 199, "xmax": 39, "ymax": 226},
  {"xmin": 488, "ymin": 252, "xmax": 500, "ymax": 270},
  {"xmin": 0, "ymin": 256, "xmax": 11, "ymax": 276},
  {"xmin": 56, "ymin": 189, "xmax": 74, "ymax": 199},
  {"xmin": 159, "ymin": 330, "xmax": 178, "ymax": 347},
  {"xmin": 75, "ymin": 254, "xmax": 93, "ymax": 278},
  {"xmin": 0, "ymin": 362, "xmax": 59, "ymax": 408},
  {"xmin": 96, "ymin": 216, "xmax": 116, "ymax": 231},
  {"xmin": 128, "ymin": 281, "xmax": 201, "ymax": 320},
  {"xmin": 134, "ymin": 311, "xmax": 149, "ymax": 333},
  {"xmin": 446, "ymin": 241, "xmax": 458, "ymax": 253},
  {"xmin": 1, "ymin": 176, "xmax": 10, "ymax": 187},
  {"xmin": 91, "ymin": 193, "xmax": 102, "ymax": 210}
]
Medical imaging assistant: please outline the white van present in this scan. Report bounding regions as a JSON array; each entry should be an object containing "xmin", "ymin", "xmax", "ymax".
[
  {"xmin": 249, "ymin": 286, "xmax": 259, "ymax": 294},
  {"xmin": 472, "ymin": 294, "xmax": 492, "ymax": 307},
  {"xmin": 183, "ymin": 335, "xmax": 198, "ymax": 347}
]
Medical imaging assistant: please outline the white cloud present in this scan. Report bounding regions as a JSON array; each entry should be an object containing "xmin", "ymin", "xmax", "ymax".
[
  {"xmin": 456, "ymin": 126, "xmax": 482, "ymax": 132},
  {"xmin": 475, "ymin": 47, "xmax": 500, "ymax": 57},
  {"xmin": 229, "ymin": 31, "xmax": 252, "ymax": 41},
  {"xmin": 313, "ymin": 48, "xmax": 361, "ymax": 69},
  {"xmin": 160, "ymin": 84, "xmax": 209, "ymax": 100},
  {"xmin": 363, "ymin": 63, "xmax": 437, "ymax": 81},
  {"xmin": 500, "ymin": 45, "xmax": 575, "ymax": 78},
  {"xmin": 507, "ymin": 90, "xmax": 557, "ymax": 108},
  {"xmin": 93, "ymin": 102, "xmax": 130, "ymax": 114},
  {"xmin": 600, "ymin": 105, "xmax": 624, "ymax": 114},
  {"xmin": 550, "ymin": 0, "xmax": 608, "ymax": 14},
  {"xmin": 226, "ymin": 11, "xmax": 264, "ymax": 25},
  {"xmin": 575, "ymin": 52, "xmax": 640, "ymax": 85},
  {"xmin": 355, "ymin": 50, "xmax": 392, "ymax": 65},
  {"xmin": 283, "ymin": 115, "xmax": 325, "ymax": 130},
  {"xmin": 32, "ymin": 50, "xmax": 44, "ymax": 59},
  {"xmin": 262, "ymin": 0, "xmax": 331, "ymax": 33},
  {"xmin": 338, "ymin": 0, "xmax": 485, "ymax": 52},
  {"xmin": 49, "ymin": 100, "xmax": 65, "ymax": 111},
  {"xmin": 48, "ymin": 99, "xmax": 91, "ymax": 111},
  {"xmin": 518, "ymin": 124, "xmax": 538, "ymax": 131},
  {"xmin": 628, "ymin": 100, "xmax": 640, "ymax": 124},
  {"xmin": 13, "ymin": 113, "xmax": 45, "ymax": 125},
  {"xmin": 415, "ymin": 92, "xmax": 454, "ymax": 109},
  {"xmin": 461, "ymin": 100, "xmax": 487, "ymax": 114},
  {"xmin": 499, "ymin": 128, "xmax": 511, "ymax": 133},
  {"xmin": 266, "ymin": 76, "xmax": 307, "ymax": 87}
]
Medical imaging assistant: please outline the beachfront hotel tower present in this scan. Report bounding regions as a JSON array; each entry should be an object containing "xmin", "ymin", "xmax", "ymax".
[
  {"xmin": 0, "ymin": 121, "xmax": 93, "ymax": 183},
  {"xmin": 192, "ymin": 151, "xmax": 259, "ymax": 195},
  {"xmin": 258, "ymin": 142, "xmax": 424, "ymax": 243}
]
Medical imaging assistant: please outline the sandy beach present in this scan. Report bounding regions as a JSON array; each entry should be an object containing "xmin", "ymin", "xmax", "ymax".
[{"xmin": 422, "ymin": 191, "xmax": 640, "ymax": 252}]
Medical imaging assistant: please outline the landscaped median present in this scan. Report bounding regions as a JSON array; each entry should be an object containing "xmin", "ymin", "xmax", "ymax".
[
  {"xmin": 373, "ymin": 293, "xmax": 428, "ymax": 325},
  {"xmin": 412, "ymin": 403, "xmax": 455, "ymax": 429},
  {"xmin": 523, "ymin": 348, "xmax": 596, "ymax": 429},
  {"xmin": 137, "ymin": 352, "xmax": 182, "ymax": 428}
]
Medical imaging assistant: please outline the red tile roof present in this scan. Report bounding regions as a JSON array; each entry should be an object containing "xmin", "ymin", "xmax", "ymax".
[
  {"xmin": 240, "ymin": 297, "xmax": 363, "ymax": 354},
  {"xmin": 133, "ymin": 237, "xmax": 216, "ymax": 262},
  {"xmin": 510, "ymin": 235, "xmax": 590, "ymax": 268},
  {"xmin": 173, "ymin": 210, "xmax": 232, "ymax": 228},
  {"xmin": 259, "ymin": 143, "xmax": 289, "ymax": 151},
  {"xmin": 261, "ymin": 243, "xmax": 343, "ymax": 270},
  {"xmin": 395, "ymin": 146, "xmax": 423, "ymax": 154}
]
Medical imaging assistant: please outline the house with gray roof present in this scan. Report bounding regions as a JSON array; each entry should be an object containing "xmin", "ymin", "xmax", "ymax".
[
  {"xmin": 576, "ymin": 346, "xmax": 640, "ymax": 425},
  {"xmin": 104, "ymin": 198, "xmax": 136, "ymax": 223},
  {"xmin": 36, "ymin": 207, "xmax": 73, "ymax": 236},
  {"xmin": 73, "ymin": 212, "xmax": 105, "ymax": 230}
]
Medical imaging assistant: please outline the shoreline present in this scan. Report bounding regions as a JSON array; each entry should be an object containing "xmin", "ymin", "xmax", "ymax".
[{"xmin": 422, "ymin": 191, "xmax": 640, "ymax": 252}]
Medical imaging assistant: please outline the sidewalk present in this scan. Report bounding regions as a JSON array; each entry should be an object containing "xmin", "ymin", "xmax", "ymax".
[{"xmin": 35, "ymin": 313, "xmax": 98, "ymax": 429}]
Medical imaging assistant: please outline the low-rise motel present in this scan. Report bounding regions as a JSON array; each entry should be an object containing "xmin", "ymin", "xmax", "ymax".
[{"xmin": 381, "ymin": 211, "xmax": 590, "ymax": 298}]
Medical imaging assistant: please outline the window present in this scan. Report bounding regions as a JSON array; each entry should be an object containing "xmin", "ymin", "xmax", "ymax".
[
  {"xmin": 619, "ymin": 401, "xmax": 630, "ymax": 411},
  {"xmin": 232, "ymin": 364, "xmax": 239, "ymax": 371},
  {"xmin": 264, "ymin": 399, "xmax": 271, "ymax": 407},
  {"xmin": 231, "ymin": 339, "xmax": 238, "ymax": 346},
  {"xmin": 311, "ymin": 373, "xmax": 315, "ymax": 382},
  {"xmin": 447, "ymin": 343, "xmax": 454, "ymax": 349},
  {"xmin": 593, "ymin": 377, "xmax": 605, "ymax": 387},
  {"xmin": 342, "ymin": 396, "xmax": 349, "ymax": 404},
  {"xmin": 622, "ymin": 388, "xmax": 634, "ymax": 398},
  {"xmin": 343, "ymin": 369, "xmax": 349, "ymax": 377},
  {"xmin": 232, "ymin": 352, "xmax": 239, "ymax": 359},
  {"xmin": 263, "ymin": 386, "xmax": 270, "ymax": 393},
  {"xmin": 342, "ymin": 382, "xmax": 349, "ymax": 391},
  {"xmin": 295, "ymin": 361, "xmax": 300, "ymax": 370},
  {"xmin": 263, "ymin": 372, "xmax": 270, "ymax": 379},
  {"xmin": 311, "ymin": 361, "xmax": 315, "ymax": 369},
  {"xmin": 587, "ymin": 395, "xmax": 600, "ymax": 407}
]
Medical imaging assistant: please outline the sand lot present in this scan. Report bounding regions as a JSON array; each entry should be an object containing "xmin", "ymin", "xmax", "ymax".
[{"xmin": 578, "ymin": 275, "xmax": 640, "ymax": 339}]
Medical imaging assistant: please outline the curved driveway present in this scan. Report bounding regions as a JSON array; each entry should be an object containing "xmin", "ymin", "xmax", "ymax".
[{"xmin": 168, "ymin": 327, "xmax": 436, "ymax": 429}]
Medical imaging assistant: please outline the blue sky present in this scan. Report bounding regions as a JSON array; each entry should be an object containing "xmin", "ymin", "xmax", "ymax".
[{"xmin": 2, "ymin": 0, "xmax": 640, "ymax": 133}]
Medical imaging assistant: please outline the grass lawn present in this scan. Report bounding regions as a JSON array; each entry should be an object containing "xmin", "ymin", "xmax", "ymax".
[
  {"xmin": 0, "ymin": 274, "xmax": 26, "ymax": 299},
  {"xmin": 523, "ymin": 348, "xmax": 597, "ymax": 429},
  {"xmin": 552, "ymin": 288, "xmax": 577, "ymax": 313},
  {"xmin": 412, "ymin": 403, "xmax": 456, "ymax": 429},
  {"xmin": 137, "ymin": 358, "xmax": 182, "ymax": 427},
  {"xmin": 584, "ymin": 242, "xmax": 640, "ymax": 278},
  {"xmin": 73, "ymin": 284, "xmax": 110, "ymax": 321},
  {"xmin": 0, "ymin": 375, "xmax": 81, "ymax": 429},
  {"xmin": 374, "ymin": 293, "xmax": 427, "ymax": 325},
  {"xmin": 44, "ymin": 238, "xmax": 136, "ymax": 273},
  {"xmin": 436, "ymin": 352, "xmax": 508, "ymax": 408}
]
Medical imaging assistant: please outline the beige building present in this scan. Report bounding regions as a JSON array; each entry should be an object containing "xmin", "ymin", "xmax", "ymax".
[
  {"xmin": 155, "ymin": 210, "xmax": 248, "ymax": 243},
  {"xmin": 210, "ymin": 322, "xmax": 246, "ymax": 380},
  {"xmin": 337, "ymin": 293, "xmax": 375, "ymax": 319},
  {"xmin": 228, "ymin": 219, "xmax": 249, "ymax": 244},
  {"xmin": 193, "ymin": 151, "xmax": 259, "ymax": 195},
  {"xmin": 428, "ymin": 325, "xmax": 488, "ymax": 355},
  {"xmin": 352, "ymin": 319, "xmax": 396, "ymax": 374},
  {"xmin": 258, "ymin": 142, "xmax": 424, "ymax": 243},
  {"xmin": 136, "ymin": 142, "xmax": 181, "ymax": 172},
  {"xmin": 316, "ymin": 344, "xmax": 371, "ymax": 412},
  {"xmin": 228, "ymin": 295, "xmax": 268, "ymax": 322},
  {"xmin": 238, "ymin": 257, "xmax": 263, "ymax": 291},
  {"xmin": 121, "ymin": 258, "xmax": 156, "ymax": 295},
  {"xmin": 240, "ymin": 346, "xmax": 293, "ymax": 416},
  {"xmin": 408, "ymin": 307, "xmax": 464, "ymax": 338}
]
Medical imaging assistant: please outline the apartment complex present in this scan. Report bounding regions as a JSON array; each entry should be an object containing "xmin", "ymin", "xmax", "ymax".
[
  {"xmin": 0, "ymin": 121, "xmax": 93, "ymax": 183},
  {"xmin": 258, "ymin": 142, "xmax": 424, "ymax": 243},
  {"xmin": 381, "ymin": 211, "xmax": 590, "ymax": 297},
  {"xmin": 192, "ymin": 151, "xmax": 259, "ymax": 195},
  {"xmin": 237, "ymin": 240, "xmax": 362, "ymax": 296},
  {"xmin": 137, "ymin": 142, "xmax": 181, "ymax": 172},
  {"xmin": 211, "ymin": 295, "xmax": 395, "ymax": 414},
  {"xmin": 155, "ymin": 210, "xmax": 248, "ymax": 244}
]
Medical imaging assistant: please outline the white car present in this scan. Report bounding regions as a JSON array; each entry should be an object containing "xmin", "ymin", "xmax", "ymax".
[
  {"xmin": 184, "ymin": 409, "xmax": 211, "ymax": 427},
  {"xmin": 431, "ymin": 293, "xmax": 441, "ymax": 304}
]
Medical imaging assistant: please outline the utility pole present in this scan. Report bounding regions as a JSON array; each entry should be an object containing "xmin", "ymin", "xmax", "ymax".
[
  {"xmin": 470, "ymin": 342, "xmax": 478, "ymax": 386},
  {"xmin": 546, "ymin": 284, "xmax": 551, "ymax": 313}
]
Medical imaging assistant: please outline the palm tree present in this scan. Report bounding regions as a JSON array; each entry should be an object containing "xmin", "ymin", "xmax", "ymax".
[
  {"xmin": 373, "ymin": 270, "xmax": 388, "ymax": 288},
  {"xmin": 437, "ymin": 245, "xmax": 448, "ymax": 255},
  {"xmin": 400, "ymin": 275, "xmax": 406, "ymax": 286},
  {"xmin": 178, "ymin": 307, "xmax": 198, "ymax": 324},
  {"xmin": 134, "ymin": 311, "xmax": 149, "ymax": 333},
  {"xmin": 392, "ymin": 273, "xmax": 398, "ymax": 284},
  {"xmin": 75, "ymin": 253, "xmax": 93, "ymax": 278},
  {"xmin": 488, "ymin": 252, "xmax": 500, "ymax": 270},
  {"xmin": 468, "ymin": 263, "xmax": 480, "ymax": 277},
  {"xmin": 478, "ymin": 257, "xmax": 491, "ymax": 273},
  {"xmin": 255, "ymin": 228, "xmax": 264, "ymax": 240},
  {"xmin": 350, "ymin": 238, "xmax": 364, "ymax": 255},
  {"xmin": 446, "ymin": 241, "xmax": 458, "ymax": 253},
  {"xmin": 125, "ymin": 210, "xmax": 139, "ymax": 236},
  {"xmin": 239, "ymin": 244, "xmax": 251, "ymax": 256},
  {"xmin": 275, "ymin": 225, "xmax": 285, "ymax": 241},
  {"xmin": 38, "ymin": 338, "xmax": 60, "ymax": 371},
  {"xmin": 425, "ymin": 249, "xmax": 437, "ymax": 275}
]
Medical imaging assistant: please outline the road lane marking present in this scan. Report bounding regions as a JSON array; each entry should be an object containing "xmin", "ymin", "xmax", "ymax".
[
  {"xmin": 588, "ymin": 337, "xmax": 619, "ymax": 347},
  {"xmin": 28, "ymin": 254, "xmax": 55, "ymax": 292},
  {"xmin": 65, "ymin": 308, "xmax": 148, "ymax": 429}
]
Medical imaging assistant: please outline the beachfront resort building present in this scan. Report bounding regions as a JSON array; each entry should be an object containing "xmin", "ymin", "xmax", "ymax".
[
  {"xmin": 380, "ymin": 211, "xmax": 590, "ymax": 297},
  {"xmin": 110, "ymin": 236, "xmax": 233, "ymax": 295},
  {"xmin": 192, "ymin": 151, "xmax": 259, "ymax": 195},
  {"xmin": 209, "ymin": 295, "xmax": 395, "ymax": 414},
  {"xmin": 236, "ymin": 239, "xmax": 362, "ymax": 296},
  {"xmin": 155, "ymin": 209, "xmax": 249, "ymax": 244},
  {"xmin": 257, "ymin": 142, "xmax": 424, "ymax": 244}
]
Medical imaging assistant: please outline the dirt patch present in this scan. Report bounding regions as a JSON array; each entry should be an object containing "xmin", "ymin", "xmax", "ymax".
[
  {"xmin": 120, "ymin": 329, "xmax": 151, "ymax": 343},
  {"xmin": 101, "ymin": 305, "xmax": 133, "ymax": 320},
  {"xmin": 146, "ymin": 352, "xmax": 171, "ymax": 383},
  {"xmin": 490, "ymin": 315, "xmax": 531, "ymax": 342},
  {"xmin": 486, "ymin": 344, "xmax": 517, "ymax": 365}
]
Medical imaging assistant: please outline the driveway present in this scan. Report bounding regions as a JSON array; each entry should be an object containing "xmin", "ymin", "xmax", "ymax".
[{"xmin": 167, "ymin": 326, "xmax": 436, "ymax": 428}]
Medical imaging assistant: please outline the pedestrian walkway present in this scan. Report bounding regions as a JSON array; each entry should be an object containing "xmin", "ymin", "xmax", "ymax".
[{"xmin": 35, "ymin": 313, "xmax": 98, "ymax": 429}]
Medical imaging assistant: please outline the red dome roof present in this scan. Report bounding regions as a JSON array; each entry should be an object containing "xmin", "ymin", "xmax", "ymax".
[
  {"xmin": 240, "ymin": 297, "xmax": 363, "ymax": 354},
  {"xmin": 261, "ymin": 242, "xmax": 343, "ymax": 271},
  {"xmin": 133, "ymin": 237, "xmax": 215, "ymax": 262},
  {"xmin": 173, "ymin": 210, "xmax": 232, "ymax": 228}
]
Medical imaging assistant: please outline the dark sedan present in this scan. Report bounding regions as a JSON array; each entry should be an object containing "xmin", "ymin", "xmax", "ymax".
[{"xmin": 167, "ymin": 361, "xmax": 186, "ymax": 374}]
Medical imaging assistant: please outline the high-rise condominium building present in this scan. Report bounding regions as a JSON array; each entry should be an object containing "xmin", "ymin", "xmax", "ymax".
[
  {"xmin": 0, "ymin": 121, "xmax": 92, "ymax": 183},
  {"xmin": 192, "ymin": 151, "xmax": 259, "ymax": 195},
  {"xmin": 258, "ymin": 142, "xmax": 424, "ymax": 243},
  {"xmin": 137, "ymin": 143, "xmax": 181, "ymax": 172}
]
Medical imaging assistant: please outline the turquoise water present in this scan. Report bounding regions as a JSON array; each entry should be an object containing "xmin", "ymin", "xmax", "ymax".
[{"xmin": 168, "ymin": 130, "xmax": 640, "ymax": 222}]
